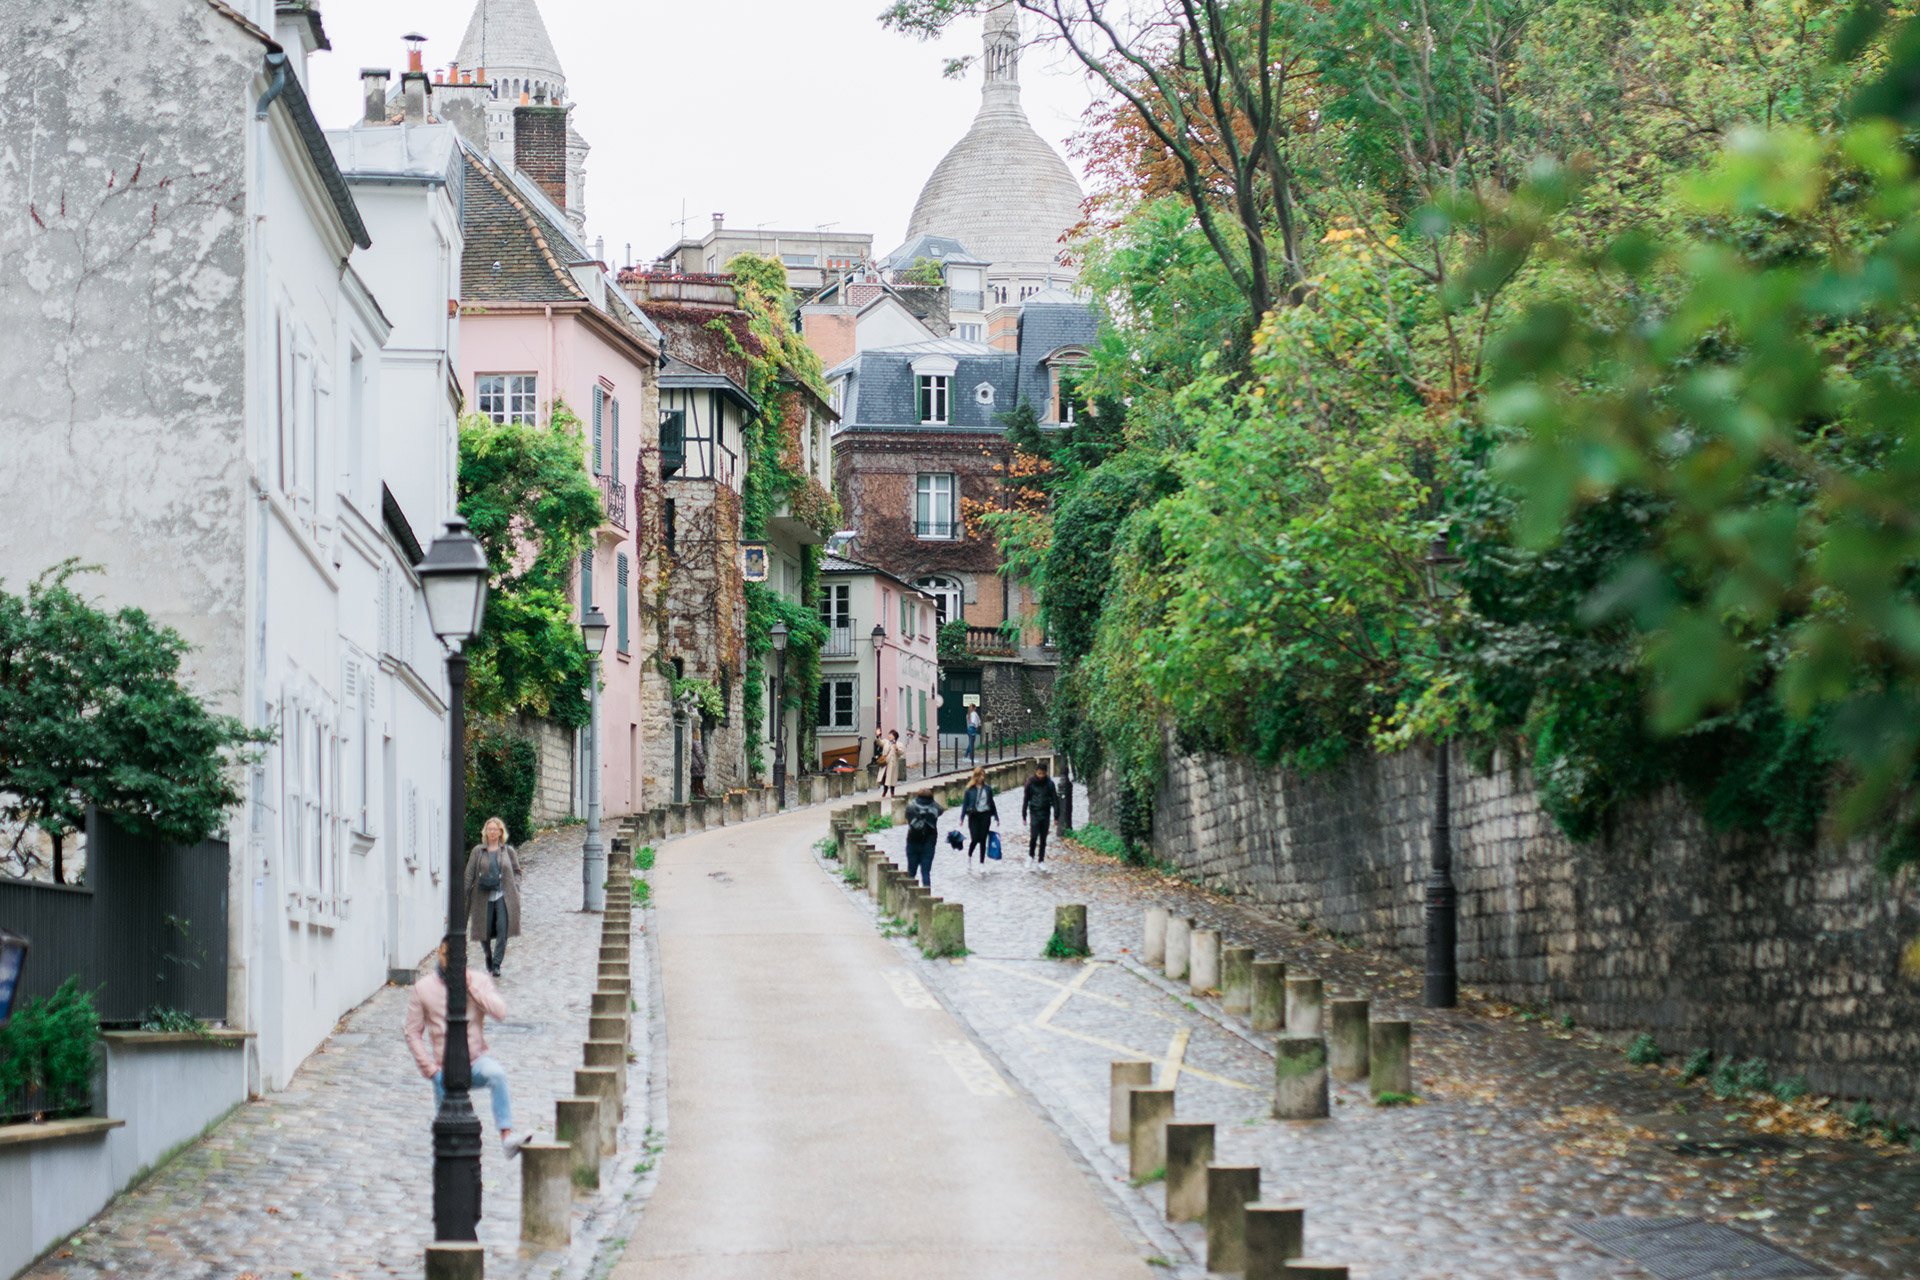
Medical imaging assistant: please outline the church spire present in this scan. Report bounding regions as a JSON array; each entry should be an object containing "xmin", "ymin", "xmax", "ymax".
[{"xmin": 982, "ymin": 2, "xmax": 1021, "ymax": 111}]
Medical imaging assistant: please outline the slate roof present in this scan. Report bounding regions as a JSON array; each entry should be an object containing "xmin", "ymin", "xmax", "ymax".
[
  {"xmin": 822, "ymin": 553, "xmax": 931, "ymax": 596},
  {"xmin": 459, "ymin": 145, "xmax": 586, "ymax": 304},
  {"xmin": 1016, "ymin": 293, "xmax": 1098, "ymax": 412},
  {"xmin": 456, "ymin": 0, "xmax": 565, "ymax": 81},
  {"xmin": 881, "ymin": 233, "xmax": 988, "ymax": 269}
]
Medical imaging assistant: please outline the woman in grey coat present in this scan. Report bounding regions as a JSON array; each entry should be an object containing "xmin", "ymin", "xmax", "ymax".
[{"xmin": 465, "ymin": 816, "xmax": 523, "ymax": 977}]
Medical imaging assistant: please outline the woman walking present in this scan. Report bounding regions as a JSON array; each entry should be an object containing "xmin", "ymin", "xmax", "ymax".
[
  {"xmin": 1022, "ymin": 763, "xmax": 1061, "ymax": 871},
  {"xmin": 904, "ymin": 788, "xmax": 943, "ymax": 887},
  {"xmin": 465, "ymin": 816, "xmax": 522, "ymax": 977},
  {"xmin": 962, "ymin": 766, "xmax": 1000, "ymax": 872},
  {"xmin": 882, "ymin": 729, "xmax": 905, "ymax": 797}
]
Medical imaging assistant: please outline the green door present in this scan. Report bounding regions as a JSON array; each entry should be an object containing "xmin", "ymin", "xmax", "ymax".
[{"xmin": 938, "ymin": 669, "xmax": 981, "ymax": 734}]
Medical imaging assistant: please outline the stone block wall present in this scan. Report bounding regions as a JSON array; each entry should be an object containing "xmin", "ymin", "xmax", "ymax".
[
  {"xmin": 1089, "ymin": 741, "xmax": 1920, "ymax": 1119},
  {"xmin": 978, "ymin": 661, "xmax": 1055, "ymax": 739},
  {"xmin": 517, "ymin": 713, "xmax": 577, "ymax": 827}
]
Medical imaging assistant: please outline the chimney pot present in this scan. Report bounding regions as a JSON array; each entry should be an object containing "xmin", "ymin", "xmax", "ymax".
[
  {"xmin": 433, "ymin": 69, "xmax": 445, "ymax": 83},
  {"xmin": 360, "ymin": 68, "xmax": 392, "ymax": 125},
  {"xmin": 712, "ymin": 212, "xmax": 725, "ymax": 231}
]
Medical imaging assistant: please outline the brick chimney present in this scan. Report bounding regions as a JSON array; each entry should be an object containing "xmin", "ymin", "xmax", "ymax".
[
  {"xmin": 361, "ymin": 68, "xmax": 390, "ymax": 125},
  {"xmin": 514, "ymin": 104, "xmax": 570, "ymax": 211}
]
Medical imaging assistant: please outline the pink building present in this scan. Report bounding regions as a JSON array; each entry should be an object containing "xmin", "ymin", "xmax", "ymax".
[
  {"xmin": 457, "ymin": 133, "xmax": 670, "ymax": 817},
  {"xmin": 817, "ymin": 554, "xmax": 940, "ymax": 773}
]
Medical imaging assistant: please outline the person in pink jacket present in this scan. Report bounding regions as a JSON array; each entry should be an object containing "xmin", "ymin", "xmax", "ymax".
[{"xmin": 404, "ymin": 941, "xmax": 527, "ymax": 1156}]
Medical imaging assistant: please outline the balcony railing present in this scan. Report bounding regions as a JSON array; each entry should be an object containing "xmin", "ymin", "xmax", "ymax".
[
  {"xmin": 915, "ymin": 519, "xmax": 961, "ymax": 540},
  {"xmin": 967, "ymin": 625, "xmax": 1017, "ymax": 657},
  {"xmin": 599, "ymin": 473, "xmax": 629, "ymax": 531},
  {"xmin": 823, "ymin": 624, "xmax": 855, "ymax": 658}
]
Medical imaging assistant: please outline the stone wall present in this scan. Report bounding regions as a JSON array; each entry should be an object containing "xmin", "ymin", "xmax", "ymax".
[
  {"xmin": 1088, "ymin": 741, "xmax": 1920, "ymax": 1119},
  {"xmin": 978, "ymin": 660, "xmax": 1054, "ymax": 739},
  {"xmin": 518, "ymin": 713, "xmax": 578, "ymax": 827}
]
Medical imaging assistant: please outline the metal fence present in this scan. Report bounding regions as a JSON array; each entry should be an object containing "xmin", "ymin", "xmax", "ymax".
[{"xmin": 0, "ymin": 812, "xmax": 229, "ymax": 1025}]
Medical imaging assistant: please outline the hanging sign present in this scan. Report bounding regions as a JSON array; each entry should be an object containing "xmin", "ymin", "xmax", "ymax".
[{"xmin": 741, "ymin": 543, "xmax": 769, "ymax": 583}]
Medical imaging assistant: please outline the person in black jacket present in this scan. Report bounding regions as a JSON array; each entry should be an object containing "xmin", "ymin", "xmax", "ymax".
[
  {"xmin": 1022, "ymin": 764, "xmax": 1061, "ymax": 869},
  {"xmin": 961, "ymin": 767, "xmax": 1000, "ymax": 872},
  {"xmin": 904, "ymin": 789, "xmax": 943, "ymax": 887}
]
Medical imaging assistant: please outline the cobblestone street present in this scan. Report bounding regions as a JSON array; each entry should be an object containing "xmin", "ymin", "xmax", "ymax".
[
  {"xmin": 852, "ymin": 803, "xmax": 1920, "ymax": 1279},
  {"xmin": 22, "ymin": 827, "xmax": 651, "ymax": 1280}
]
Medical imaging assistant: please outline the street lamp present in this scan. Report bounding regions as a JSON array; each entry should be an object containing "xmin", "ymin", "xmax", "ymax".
[
  {"xmin": 0, "ymin": 928, "xmax": 29, "ymax": 1025},
  {"xmin": 415, "ymin": 517, "xmax": 490, "ymax": 1243},
  {"xmin": 580, "ymin": 607, "xmax": 609, "ymax": 914},
  {"xmin": 770, "ymin": 621, "xmax": 789, "ymax": 807},
  {"xmin": 869, "ymin": 624, "xmax": 886, "ymax": 767},
  {"xmin": 1422, "ymin": 531, "xmax": 1463, "ymax": 1009}
]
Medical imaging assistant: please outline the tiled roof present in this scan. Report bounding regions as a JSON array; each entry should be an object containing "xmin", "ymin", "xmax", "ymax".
[{"xmin": 459, "ymin": 146, "xmax": 585, "ymax": 304}]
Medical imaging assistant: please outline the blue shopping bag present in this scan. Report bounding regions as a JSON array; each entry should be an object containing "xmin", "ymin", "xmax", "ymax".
[{"xmin": 987, "ymin": 831, "xmax": 1003, "ymax": 861}]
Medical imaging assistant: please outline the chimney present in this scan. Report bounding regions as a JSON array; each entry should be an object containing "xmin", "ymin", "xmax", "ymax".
[
  {"xmin": 361, "ymin": 68, "xmax": 391, "ymax": 125},
  {"xmin": 712, "ymin": 212, "xmax": 725, "ymax": 232},
  {"xmin": 514, "ymin": 103, "xmax": 570, "ymax": 211},
  {"xmin": 437, "ymin": 68, "xmax": 494, "ymax": 149},
  {"xmin": 402, "ymin": 71, "xmax": 429, "ymax": 124}
]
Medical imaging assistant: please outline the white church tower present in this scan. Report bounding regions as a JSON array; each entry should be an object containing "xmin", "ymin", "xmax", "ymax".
[{"xmin": 455, "ymin": 0, "xmax": 589, "ymax": 231}]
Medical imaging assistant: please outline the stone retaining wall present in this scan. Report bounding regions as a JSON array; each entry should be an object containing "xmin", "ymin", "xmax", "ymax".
[
  {"xmin": 1087, "ymin": 741, "xmax": 1920, "ymax": 1119},
  {"xmin": 518, "ymin": 713, "xmax": 578, "ymax": 827}
]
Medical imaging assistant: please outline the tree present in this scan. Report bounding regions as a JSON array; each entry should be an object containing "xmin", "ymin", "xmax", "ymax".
[
  {"xmin": 0, "ymin": 564, "xmax": 266, "ymax": 884},
  {"xmin": 899, "ymin": 256, "xmax": 947, "ymax": 286}
]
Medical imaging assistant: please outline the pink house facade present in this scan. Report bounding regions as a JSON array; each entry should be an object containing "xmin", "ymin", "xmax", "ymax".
[{"xmin": 817, "ymin": 554, "xmax": 940, "ymax": 773}]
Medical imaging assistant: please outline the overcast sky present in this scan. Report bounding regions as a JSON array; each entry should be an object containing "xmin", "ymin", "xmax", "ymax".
[{"xmin": 309, "ymin": 0, "xmax": 1097, "ymax": 265}]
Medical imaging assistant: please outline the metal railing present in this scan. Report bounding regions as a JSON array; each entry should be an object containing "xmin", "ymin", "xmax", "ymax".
[
  {"xmin": 599, "ymin": 473, "xmax": 629, "ymax": 531},
  {"xmin": 823, "ymin": 625, "xmax": 855, "ymax": 658},
  {"xmin": 914, "ymin": 519, "xmax": 961, "ymax": 540}
]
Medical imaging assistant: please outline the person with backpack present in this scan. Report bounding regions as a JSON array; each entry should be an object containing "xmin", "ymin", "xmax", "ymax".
[
  {"xmin": 962, "ymin": 767, "xmax": 1001, "ymax": 872},
  {"xmin": 464, "ymin": 816, "xmax": 522, "ymax": 977},
  {"xmin": 1022, "ymin": 763, "xmax": 1061, "ymax": 871},
  {"xmin": 904, "ymin": 788, "xmax": 943, "ymax": 887}
]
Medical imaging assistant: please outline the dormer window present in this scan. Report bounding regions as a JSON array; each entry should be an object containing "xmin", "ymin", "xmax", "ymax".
[{"xmin": 918, "ymin": 375, "xmax": 950, "ymax": 424}]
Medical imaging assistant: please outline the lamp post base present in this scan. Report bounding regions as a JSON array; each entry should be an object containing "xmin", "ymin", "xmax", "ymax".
[{"xmin": 1422, "ymin": 874, "xmax": 1457, "ymax": 1008}]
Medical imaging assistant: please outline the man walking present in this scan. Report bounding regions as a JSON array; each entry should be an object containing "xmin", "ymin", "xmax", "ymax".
[
  {"xmin": 405, "ymin": 941, "xmax": 528, "ymax": 1157},
  {"xmin": 1022, "ymin": 762, "xmax": 1061, "ymax": 871}
]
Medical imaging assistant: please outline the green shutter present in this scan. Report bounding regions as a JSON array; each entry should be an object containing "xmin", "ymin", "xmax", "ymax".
[
  {"xmin": 617, "ymin": 554, "xmax": 630, "ymax": 653},
  {"xmin": 919, "ymin": 689, "xmax": 928, "ymax": 731},
  {"xmin": 611, "ymin": 397, "xmax": 621, "ymax": 476},
  {"xmin": 592, "ymin": 385, "xmax": 604, "ymax": 473},
  {"xmin": 580, "ymin": 549, "xmax": 593, "ymax": 610}
]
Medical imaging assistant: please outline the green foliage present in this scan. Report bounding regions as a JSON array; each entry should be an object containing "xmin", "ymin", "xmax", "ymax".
[
  {"xmin": 899, "ymin": 256, "xmax": 945, "ymax": 286},
  {"xmin": 634, "ymin": 846, "xmax": 656, "ymax": 871},
  {"xmin": 670, "ymin": 676, "xmax": 726, "ymax": 722},
  {"xmin": 1373, "ymin": 1091, "xmax": 1420, "ymax": 1107},
  {"xmin": 1626, "ymin": 1033, "xmax": 1665, "ymax": 1066},
  {"xmin": 1068, "ymin": 822, "xmax": 1137, "ymax": 864},
  {"xmin": 937, "ymin": 619, "xmax": 969, "ymax": 663},
  {"xmin": 863, "ymin": 812, "xmax": 894, "ymax": 833},
  {"xmin": 1707, "ymin": 1055, "xmax": 1775, "ymax": 1100},
  {"xmin": 457, "ymin": 405, "xmax": 601, "ymax": 729},
  {"xmin": 0, "ymin": 564, "xmax": 268, "ymax": 883},
  {"xmin": 1772, "ymin": 1073, "xmax": 1810, "ymax": 1104},
  {"xmin": 1043, "ymin": 930, "xmax": 1092, "ymax": 960},
  {"xmin": 0, "ymin": 978, "xmax": 100, "ymax": 1119},
  {"xmin": 1682, "ymin": 1048, "xmax": 1714, "ymax": 1082},
  {"xmin": 813, "ymin": 835, "xmax": 839, "ymax": 859},
  {"xmin": 140, "ymin": 1006, "xmax": 211, "ymax": 1036},
  {"xmin": 465, "ymin": 725, "xmax": 538, "ymax": 847}
]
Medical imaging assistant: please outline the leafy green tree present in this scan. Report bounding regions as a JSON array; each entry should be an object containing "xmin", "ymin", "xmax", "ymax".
[
  {"xmin": 899, "ymin": 256, "xmax": 946, "ymax": 286},
  {"xmin": 0, "ymin": 565, "xmax": 266, "ymax": 884}
]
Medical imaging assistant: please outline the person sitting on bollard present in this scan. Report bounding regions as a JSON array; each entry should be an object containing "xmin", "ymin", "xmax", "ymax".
[
  {"xmin": 961, "ymin": 766, "xmax": 1001, "ymax": 873},
  {"xmin": 904, "ymin": 788, "xmax": 943, "ymax": 888},
  {"xmin": 405, "ymin": 940, "xmax": 529, "ymax": 1157},
  {"xmin": 1022, "ymin": 763, "xmax": 1061, "ymax": 871}
]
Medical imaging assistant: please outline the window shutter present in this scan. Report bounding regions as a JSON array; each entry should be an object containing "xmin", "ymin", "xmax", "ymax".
[
  {"xmin": 580, "ymin": 549, "xmax": 593, "ymax": 610},
  {"xmin": 592, "ymin": 385, "xmax": 605, "ymax": 474},
  {"xmin": 611, "ymin": 398, "xmax": 621, "ymax": 476},
  {"xmin": 617, "ymin": 553, "xmax": 630, "ymax": 653}
]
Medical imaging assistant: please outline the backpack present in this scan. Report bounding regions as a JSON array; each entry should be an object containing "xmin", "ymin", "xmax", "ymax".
[{"xmin": 907, "ymin": 803, "xmax": 939, "ymax": 835}]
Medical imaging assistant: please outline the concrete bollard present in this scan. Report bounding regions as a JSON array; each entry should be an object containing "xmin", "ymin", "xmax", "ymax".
[
  {"xmin": 1164, "ymin": 1122, "xmax": 1215, "ymax": 1222},
  {"xmin": 1243, "ymin": 1203, "xmax": 1306, "ymax": 1279},
  {"xmin": 591, "ymin": 990, "xmax": 628, "ymax": 1018},
  {"xmin": 865, "ymin": 850, "xmax": 888, "ymax": 894},
  {"xmin": 1127, "ymin": 1087, "xmax": 1175, "ymax": 1179},
  {"xmin": 424, "ymin": 1243, "xmax": 485, "ymax": 1280},
  {"xmin": 1189, "ymin": 929, "xmax": 1221, "ymax": 995},
  {"xmin": 585, "ymin": 1039, "xmax": 627, "ymax": 1093},
  {"xmin": 1143, "ymin": 907, "xmax": 1169, "ymax": 967},
  {"xmin": 1251, "ymin": 959, "xmax": 1287, "ymax": 1031},
  {"xmin": 1110, "ymin": 1061, "xmax": 1153, "ymax": 1143},
  {"xmin": 1052, "ymin": 904, "xmax": 1089, "ymax": 956},
  {"xmin": 916, "ymin": 892, "xmax": 942, "ymax": 940},
  {"xmin": 1281, "ymin": 1265, "xmax": 1350, "ymax": 1278},
  {"xmin": 554, "ymin": 1096, "xmax": 602, "ymax": 1192},
  {"xmin": 1205, "ymin": 1166, "xmax": 1263, "ymax": 1274},
  {"xmin": 1327, "ymin": 999, "xmax": 1370, "ymax": 1083},
  {"xmin": 1285, "ymin": 976, "xmax": 1324, "ymax": 1035},
  {"xmin": 589, "ymin": 1014, "xmax": 628, "ymax": 1045},
  {"xmin": 1370, "ymin": 1019, "xmax": 1413, "ymax": 1099},
  {"xmin": 1222, "ymin": 945, "xmax": 1255, "ymax": 1015},
  {"xmin": 519, "ymin": 1142, "xmax": 573, "ymax": 1247},
  {"xmin": 1165, "ymin": 916, "xmax": 1193, "ymax": 981},
  {"xmin": 576, "ymin": 1067, "xmax": 621, "ymax": 1152},
  {"xmin": 668, "ymin": 804, "xmax": 687, "ymax": 835},
  {"xmin": 1273, "ymin": 1035, "xmax": 1329, "ymax": 1120},
  {"xmin": 889, "ymin": 795, "xmax": 908, "ymax": 824},
  {"xmin": 926, "ymin": 903, "xmax": 966, "ymax": 958}
]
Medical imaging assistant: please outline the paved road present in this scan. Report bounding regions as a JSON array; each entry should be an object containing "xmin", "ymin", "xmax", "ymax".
[{"xmin": 609, "ymin": 803, "xmax": 1153, "ymax": 1280}]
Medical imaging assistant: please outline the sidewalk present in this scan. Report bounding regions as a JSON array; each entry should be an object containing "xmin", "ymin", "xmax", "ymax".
[
  {"xmin": 23, "ymin": 826, "xmax": 651, "ymax": 1280},
  {"xmin": 852, "ymin": 811, "xmax": 1920, "ymax": 1279},
  {"xmin": 608, "ymin": 802, "xmax": 1153, "ymax": 1280}
]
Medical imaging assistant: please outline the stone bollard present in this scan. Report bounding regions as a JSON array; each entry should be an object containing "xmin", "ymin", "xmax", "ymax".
[
  {"xmin": 1164, "ymin": 1122, "xmax": 1215, "ymax": 1222},
  {"xmin": 1127, "ymin": 1087, "xmax": 1175, "ymax": 1179},
  {"xmin": 1189, "ymin": 929, "xmax": 1221, "ymax": 995},
  {"xmin": 576, "ymin": 1067, "xmax": 621, "ymax": 1152},
  {"xmin": 1052, "ymin": 904, "xmax": 1089, "ymax": 956},
  {"xmin": 424, "ymin": 1243, "xmax": 485, "ymax": 1280},
  {"xmin": 926, "ymin": 903, "xmax": 966, "ymax": 958},
  {"xmin": 1144, "ymin": 908, "xmax": 1169, "ymax": 967},
  {"xmin": 1370, "ymin": 1020, "xmax": 1413, "ymax": 1099},
  {"xmin": 916, "ymin": 892, "xmax": 942, "ymax": 940},
  {"xmin": 1205, "ymin": 1166, "xmax": 1263, "ymax": 1274},
  {"xmin": 1281, "ymin": 1264, "xmax": 1350, "ymax": 1278},
  {"xmin": 591, "ymin": 990, "xmax": 628, "ymax": 1018},
  {"xmin": 865, "ymin": 850, "xmax": 888, "ymax": 895},
  {"xmin": 585, "ymin": 1039, "xmax": 627, "ymax": 1094},
  {"xmin": 889, "ymin": 795, "xmax": 908, "ymax": 824},
  {"xmin": 1327, "ymin": 999, "xmax": 1370, "ymax": 1083},
  {"xmin": 1165, "ymin": 916, "xmax": 1193, "ymax": 981},
  {"xmin": 1243, "ymin": 1203, "xmax": 1306, "ymax": 1280},
  {"xmin": 1285, "ymin": 976, "xmax": 1324, "ymax": 1035},
  {"xmin": 1221, "ymin": 946, "xmax": 1255, "ymax": 1016},
  {"xmin": 1251, "ymin": 959, "xmax": 1287, "ymax": 1031},
  {"xmin": 555, "ymin": 1096, "xmax": 602, "ymax": 1192},
  {"xmin": 668, "ymin": 804, "xmax": 687, "ymax": 835},
  {"xmin": 589, "ymin": 1014, "xmax": 628, "ymax": 1045},
  {"xmin": 1109, "ymin": 1061, "xmax": 1153, "ymax": 1143},
  {"xmin": 520, "ymin": 1142, "xmax": 573, "ymax": 1247},
  {"xmin": 1273, "ymin": 1035, "xmax": 1329, "ymax": 1120}
]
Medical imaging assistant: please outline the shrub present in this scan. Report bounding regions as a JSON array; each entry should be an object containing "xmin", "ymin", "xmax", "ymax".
[
  {"xmin": 1043, "ymin": 930, "xmax": 1091, "ymax": 960},
  {"xmin": 0, "ymin": 978, "xmax": 101, "ymax": 1120},
  {"xmin": 863, "ymin": 813, "xmax": 893, "ymax": 832},
  {"xmin": 1771, "ymin": 1074, "xmax": 1809, "ymax": 1104},
  {"xmin": 466, "ymin": 724, "xmax": 539, "ymax": 846},
  {"xmin": 1626, "ymin": 1034, "xmax": 1664, "ymax": 1066},
  {"xmin": 1072, "ymin": 822, "xmax": 1132, "ymax": 861},
  {"xmin": 1681, "ymin": 1048, "xmax": 1713, "ymax": 1082}
]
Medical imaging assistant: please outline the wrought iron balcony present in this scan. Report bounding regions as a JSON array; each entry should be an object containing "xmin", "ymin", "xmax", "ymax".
[
  {"xmin": 822, "ymin": 625, "xmax": 856, "ymax": 658},
  {"xmin": 599, "ymin": 473, "xmax": 629, "ymax": 531}
]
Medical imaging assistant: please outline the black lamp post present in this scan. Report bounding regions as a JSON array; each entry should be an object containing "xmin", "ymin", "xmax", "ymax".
[
  {"xmin": 770, "ymin": 621, "xmax": 789, "ymax": 807},
  {"xmin": 1423, "ymin": 532, "xmax": 1463, "ymax": 1009},
  {"xmin": 416, "ymin": 517, "xmax": 490, "ymax": 1242},
  {"xmin": 580, "ymin": 607, "xmax": 609, "ymax": 913},
  {"xmin": 869, "ymin": 623, "xmax": 886, "ymax": 766},
  {"xmin": 0, "ymin": 928, "xmax": 29, "ymax": 1025}
]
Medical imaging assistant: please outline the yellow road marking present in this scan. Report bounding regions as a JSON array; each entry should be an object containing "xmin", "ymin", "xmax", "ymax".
[
  {"xmin": 1033, "ymin": 1021, "xmax": 1259, "ymax": 1092},
  {"xmin": 931, "ymin": 1038, "xmax": 1015, "ymax": 1097},
  {"xmin": 1162, "ymin": 1028, "xmax": 1193, "ymax": 1089},
  {"xmin": 1034, "ymin": 960, "xmax": 1100, "ymax": 1025}
]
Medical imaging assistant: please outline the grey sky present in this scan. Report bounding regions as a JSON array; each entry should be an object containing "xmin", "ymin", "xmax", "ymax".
[{"xmin": 309, "ymin": 0, "xmax": 1097, "ymax": 266}]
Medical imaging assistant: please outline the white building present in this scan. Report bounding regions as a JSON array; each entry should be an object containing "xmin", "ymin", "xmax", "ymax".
[{"xmin": 454, "ymin": 0, "xmax": 589, "ymax": 231}]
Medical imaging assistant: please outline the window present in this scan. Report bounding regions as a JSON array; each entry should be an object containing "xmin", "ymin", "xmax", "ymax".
[
  {"xmin": 817, "ymin": 675, "xmax": 858, "ymax": 730},
  {"xmin": 477, "ymin": 373, "xmax": 536, "ymax": 424},
  {"xmin": 914, "ymin": 575, "xmax": 963, "ymax": 625},
  {"xmin": 900, "ymin": 593, "xmax": 910, "ymax": 638},
  {"xmin": 974, "ymin": 381, "xmax": 995, "ymax": 406},
  {"xmin": 781, "ymin": 254, "xmax": 818, "ymax": 267},
  {"xmin": 820, "ymin": 582, "xmax": 851, "ymax": 628},
  {"xmin": 959, "ymin": 323, "xmax": 983, "ymax": 343},
  {"xmin": 917, "ymin": 374, "xmax": 950, "ymax": 425},
  {"xmin": 915, "ymin": 473, "xmax": 958, "ymax": 539},
  {"xmin": 664, "ymin": 498, "xmax": 678, "ymax": 555},
  {"xmin": 616, "ymin": 553, "xmax": 630, "ymax": 654},
  {"xmin": 345, "ymin": 347, "xmax": 365, "ymax": 508}
]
